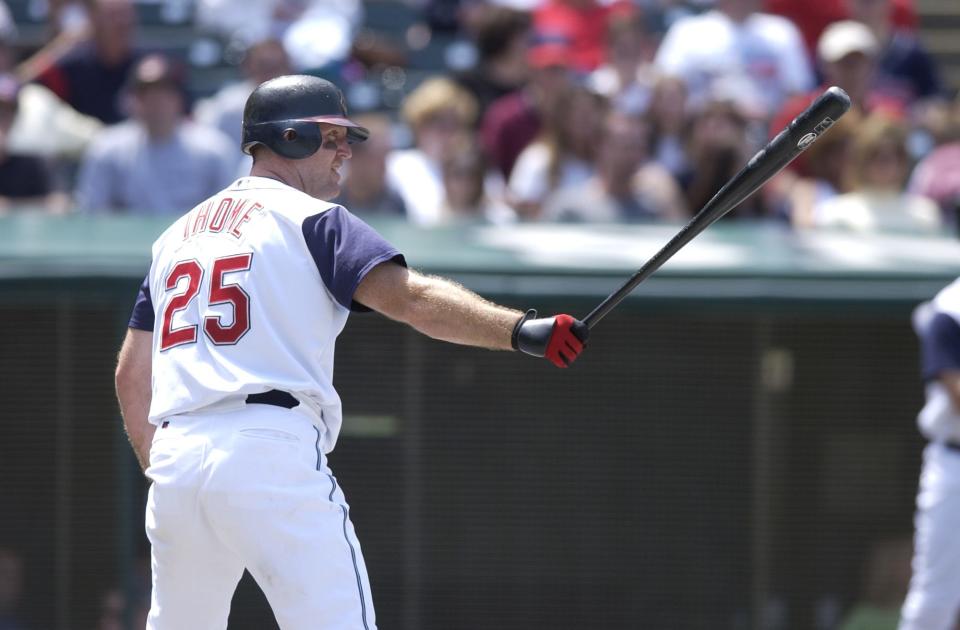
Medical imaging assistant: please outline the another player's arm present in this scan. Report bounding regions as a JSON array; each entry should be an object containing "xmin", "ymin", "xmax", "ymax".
[
  {"xmin": 354, "ymin": 261, "xmax": 588, "ymax": 367},
  {"xmin": 115, "ymin": 328, "xmax": 155, "ymax": 471},
  {"xmin": 920, "ymin": 310, "xmax": 960, "ymax": 412}
]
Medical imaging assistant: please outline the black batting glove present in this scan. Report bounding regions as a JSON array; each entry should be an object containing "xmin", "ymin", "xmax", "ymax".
[{"xmin": 511, "ymin": 309, "xmax": 589, "ymax": 368}]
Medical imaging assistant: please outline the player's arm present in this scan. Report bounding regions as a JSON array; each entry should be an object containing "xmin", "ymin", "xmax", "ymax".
[
  {"xmin": 115, "ymin": 328, "xmax": 155, "ymax": 471},
  {"xmin": 921, "ymin": 311, "xmax": 960, "ymax": 412},
  {"xmin": 354, "ymin": 261, "xmax": 588, "ymax": 367}
]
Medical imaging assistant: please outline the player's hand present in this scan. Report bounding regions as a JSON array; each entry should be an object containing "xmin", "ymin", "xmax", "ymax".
[{"xmin": 511, "ymin": 310, "xmax": 589, "ymax": 368}]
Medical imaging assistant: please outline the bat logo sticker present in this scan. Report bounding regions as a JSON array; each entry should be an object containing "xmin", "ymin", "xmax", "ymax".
[
  {"xmin": 797, "ymin": 133, "xmax": 818, "ymax": 150},
  {"xmin": 796, "ymin": 116, "xmax": 836, "ymax": 151}
]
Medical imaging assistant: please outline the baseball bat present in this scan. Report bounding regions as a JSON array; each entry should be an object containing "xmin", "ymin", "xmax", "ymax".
[{"xmin": 582, "ymin": 86, "xmax": 852, "ymax": 329}]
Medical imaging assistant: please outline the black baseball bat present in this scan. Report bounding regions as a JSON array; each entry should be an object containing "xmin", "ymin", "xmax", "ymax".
[{"xmin": 582, "ymin": 86, "xmax": 852, "ymax": 329}]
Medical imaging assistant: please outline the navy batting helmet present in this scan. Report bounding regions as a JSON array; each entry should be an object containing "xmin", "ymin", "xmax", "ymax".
[{"xmin": 241, "ymin": 75, "xmax": 369, "ymax": 159}]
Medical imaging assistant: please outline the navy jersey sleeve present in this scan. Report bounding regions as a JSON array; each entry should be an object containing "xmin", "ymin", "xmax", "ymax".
[
  {"xmin": 920, "ymin": 311, "xmax": 960, "ymax": 381},
  {"xmin": 128, "ymin": 275, "xmax": 155, "ymax": 331},
  {"xmin": 302, "ymin": 206, "xmax": 407, "ymax": 312}
]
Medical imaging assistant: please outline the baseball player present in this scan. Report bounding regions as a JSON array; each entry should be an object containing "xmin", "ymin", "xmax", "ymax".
[
  {"xmin": 113, "ymin": 75, "xmax": 589, "ymax": 629},
  {"xmin": 899, "ymin": 279, "xmax": 960, "ymax": 629}
]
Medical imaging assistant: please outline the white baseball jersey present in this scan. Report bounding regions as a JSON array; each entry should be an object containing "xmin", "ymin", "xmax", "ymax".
[
  {"xmin": 128, "ymin": 176, "xmax": 405, "ymax": 452},
  {"xmin": 913, "ymin": 278, "xmax": 960, "ymax": 444}
]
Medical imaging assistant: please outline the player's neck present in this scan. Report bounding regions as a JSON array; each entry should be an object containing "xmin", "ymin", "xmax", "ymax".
[{"xmin": 250, "ymin": 161, "xmax": 306, "ymax": 194}]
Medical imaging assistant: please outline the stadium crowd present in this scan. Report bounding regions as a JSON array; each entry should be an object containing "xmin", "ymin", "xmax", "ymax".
[{"xmin": 0, "ymin": 0, "xmax": 953, "ymax": 235}]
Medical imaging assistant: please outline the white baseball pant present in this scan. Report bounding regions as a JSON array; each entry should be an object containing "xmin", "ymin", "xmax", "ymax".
[
  {"xmin": 144, "ymin": 402, "xmax": 376, "ymax": 629},
  {"xmin": 900, "ymin": 442, "xmax": 960, "ymax": 630}
]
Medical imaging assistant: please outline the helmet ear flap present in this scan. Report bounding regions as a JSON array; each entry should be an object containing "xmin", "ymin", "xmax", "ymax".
[{"xmin": 243, "ymin": 120, "xmax": 321, "ymax": 159}]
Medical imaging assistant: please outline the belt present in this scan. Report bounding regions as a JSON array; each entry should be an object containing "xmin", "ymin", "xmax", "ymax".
[{"xmin": 245, "ymin": 389, "xmax": 300, "ymax": 409}]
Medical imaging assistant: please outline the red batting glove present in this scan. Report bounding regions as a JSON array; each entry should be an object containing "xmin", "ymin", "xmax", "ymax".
[{"xmin": 512, "ymin": 310, "xmax": 589, "ymax": 368}]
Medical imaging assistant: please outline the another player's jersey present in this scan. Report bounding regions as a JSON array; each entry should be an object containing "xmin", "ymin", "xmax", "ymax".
[
  {"xmin": 128, "ymin": 176, "xmax": 405, "ymax": 452},
  {"xmin": 915, "ymin": 278, "xmax": 960, "ymax": 443}
]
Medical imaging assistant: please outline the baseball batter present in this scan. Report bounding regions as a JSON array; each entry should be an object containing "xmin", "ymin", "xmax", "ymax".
[
  {"xmin": 900, "ymin": 279, "xmax": 960, "ymax": 629},
  {"xmin": 113, "ymin": 75, "xmax": 589, "ymax": 629}
]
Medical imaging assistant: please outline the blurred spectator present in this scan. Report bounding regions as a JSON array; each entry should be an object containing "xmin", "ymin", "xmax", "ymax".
[
  {"xmin": 439, "ymin": 142, "xmax": 515, "ymax": 223},
  {"xmin": 0, "ymin": 18, "xmax": 101, "ymax": 164},
  {"xmin": 479, "ymin": 41, "xmax": 576, "ymax": 180},
  {"xmin": 74, "ymin": 54, "xmax": 236, "ymax": 215},
  {"xmin": 681, "ymin": 98, "xmax": 772, "ymax": 220},
  {"xmin": 838, "ymin": 536, "xmax": 912, "ymax": 630},
  {"xmin": 909, "ymin": 99, "xmax": 960, "ymax": 223},
  {"xmin": 0, "ymin": 546, "xmax": 25, "ymax": 630},
  {"xmin": 508, "ymin": 83, "xmax": 606, "ymax": 219},
  {"xmin": 95, "ymin": 587, "xmax": 148, "ymax": 630},
  {"xmin": 453, "ymin": 5, "xmax": 532, "ymax": 117},
  {"xmin": 763, "ymin": 0, "xmax": 916, "ymax": 61},
  {"xmin": 783, "ymin": 109, "xmax": 861, "ymax": 228},
  {"xmin": 34, "ymin": 0, "xmax": 141, "ymax": 124},
  {"xmin": 44, "ymin": 0, "xmax": 91, "ymax": 38},
  {"xmin": 0, "ymin": 74, "xmax": 66, "ymax": 215},
  {"xmin": 810, "ymin": 113, "xmax": 942, "ymax": 233},
  {"xmin": 195, "ymin": 0, "xmax": 363, "ymax": 73},
  {"xmin": 654, "ymin": 0, "xmax": 815, "ymax": 120},
  {"xmin": 816, "ymin": 20, "xmax": 883, "ymax": 113},
  {"xmin": 587, "ymin": 11, "xmax": 658, "ymax": 115},
  {"xmin": 647, "ymin": 74, "xmax": 690, "ymax": 178},
  {"xmin": 532, "ymin": 0, "xmax": 635, "ymax": 73},
  {"xmin": 335, "ymin": 112, "xmax": 406, "ymax": 218},
  {"xmin": 846, "ymin": 0, "xmax": 944, "ymax": 112},
  {"xmin": 194, "ymin": 37, "xmax": 292, "ymax": 169},
  {"xmin": 0, "ymin": 2, "xmax": 14, "ymax": 45},
  {"xmin": 769, "ymin": 20, "xmax": 884, "ymax": 178},
  {"xmin": 543, "ymin": 106, "xmax": 686, "ymax": 222},
  {"xmin": 386, "ymin": 77, "xmax": 477, "ymax": 225}
]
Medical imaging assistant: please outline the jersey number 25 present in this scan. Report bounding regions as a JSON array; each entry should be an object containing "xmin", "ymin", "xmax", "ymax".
[{"xmin": 160, "ymin": 253, "xmax": 253, "ymax": 351}]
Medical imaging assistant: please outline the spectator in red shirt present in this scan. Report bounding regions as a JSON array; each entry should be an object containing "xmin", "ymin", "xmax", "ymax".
[
  {"xmin": 532, "ymin": 0, "xmax": 634, "ymax": 73},
  {"xmin": 479, "ymin": 42, "xmax": 576, "ymax": 181}
]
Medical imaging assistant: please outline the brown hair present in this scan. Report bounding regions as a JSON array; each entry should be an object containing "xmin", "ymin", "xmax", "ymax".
[
  {"xmin": 802, "ymin": 108, "xmax": 861, "ymax": 190},
  {"xmin": 845, "ymin": 112, "xmax": 910, "ymax": 190},
  {"xmin": 472, "ymin": 6, "xmax": 531, "ymax": 62},
  {"xmin": 400, "ymin": 76, "xmax": 478, "ymax": 132}
]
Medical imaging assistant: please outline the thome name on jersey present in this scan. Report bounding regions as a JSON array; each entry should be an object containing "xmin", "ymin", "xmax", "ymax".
[{"xmin": 127, "ymin": 176, "xmax": 405, "ymax": 452}]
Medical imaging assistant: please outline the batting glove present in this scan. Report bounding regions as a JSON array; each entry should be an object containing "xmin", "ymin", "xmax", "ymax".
[{"xmin": 511, "ymin": 310, "xmax": 589, "ymax": 368}]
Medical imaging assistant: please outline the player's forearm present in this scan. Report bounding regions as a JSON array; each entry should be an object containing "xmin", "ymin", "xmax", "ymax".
[
  {"xmin": 118, "ymin": 385, "xmax": 155, "ymax": 472},
  {"xmin": 115, "ymin": 329, "xmax": 156, "ymax": 472},
  {"xmin": 402, "ymin": 274, "xmax": 521, "ymax": 350}
]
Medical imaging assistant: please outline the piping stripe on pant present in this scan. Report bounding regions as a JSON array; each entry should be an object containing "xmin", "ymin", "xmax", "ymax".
[{"xmin": 315, "ymin": 426, "xmax": 370, "ymax": 630}]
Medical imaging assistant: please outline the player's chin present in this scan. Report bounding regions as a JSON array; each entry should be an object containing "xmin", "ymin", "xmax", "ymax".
[{"xmin": 320, "ymin": 180, "xmax": 341, "ymax": 200}]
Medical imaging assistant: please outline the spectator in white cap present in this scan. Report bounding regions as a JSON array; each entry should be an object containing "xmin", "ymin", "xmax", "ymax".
[
  {"xmin": 816, "ymin": 20, "xmax": 880, "ymax": 111},
  {"xmin": 768, "ymin": 19, "xmax": 883, "ymax": 180}
]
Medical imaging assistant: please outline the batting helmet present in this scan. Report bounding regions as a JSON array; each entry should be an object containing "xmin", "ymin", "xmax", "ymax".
[{"xmin": 241, "ymin": 75, "xmax": 369, "ymax": 159}]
